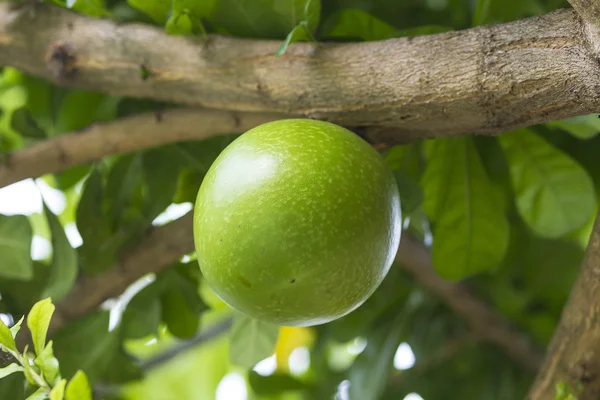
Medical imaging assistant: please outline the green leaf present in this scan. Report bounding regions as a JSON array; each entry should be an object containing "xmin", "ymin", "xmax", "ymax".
[
  {"xmin": 392, "ymin": 25, "xmax": 453, "ymax": 37},
  {"xmin": 54, "ymin": 91, "xmax": 106, "ymax": 135},
  {"xmin": 10, "ymin": 316, "xmax": 24, "ymax": 339},
  {"xmin": 41, "ymin": 202, "xmax": 77, "ymax": 302},
  {"xmin": 105, "ymin": 154, "xmax": 144, "ymax": 226},
  {"xmin": 165, "ymin": 10, "xmax": 193, "ymax": 36},
  {"xmin": 421, "ymin": 137, "xmax": 509, "ymax": 280},
  {"xmin": 248, "ymin": 370, "xmax": 310, "ymax": 395},
  {"xmin": 393, "ymin": 170, "xmax": 423, "ymax": 214},
  {"xmin": 11, "ymin": 107, "xmax": 46, "ymax": 139},
  {"xmin": 324, "ymin": 8, "xmax": 396, "ymax": 41},
  {"xmin": 0, "ymin": 214, "xmax": 33, "ymax": 280},
  {"xmin": 473, "ymin": 0, "xmax": 491, "ymax": 25},
  {"xmin": 547, "ymin": 114, "xmax": 600, "ymax": 140},
  {"xmin": 127, "ymin": 0, "xmax": 170, "ymax": 24},
  {"xmin": 142, "ymin": 147, "xmax": 182, "ymax": 221},
  {"xmin": 122, "ymin": 281, "xmax": 163, "ymax": 339},
  {"xmin": 27, "ymin": 297, "xmax": 55, "ymax": 357},
  {"xmin": 0, "ymin": 371, "xmax": 25, "ymax": 399},
  {"xmin": 0, "ymin": 262, "xmax": 51, "ymax": 315},
  {"xmin": 0, "ymin": 318, "xmax": 16, "ymax": 352},
  {"xmin": 49, "ymin": 378, "xmax": 66, "ymax": 400},
  {"xmin": 174, "ymin": 169, "xmax": 205, "ymax": 204},
  {"xmin": 65, "ymin": 370, "xmax": 91, "ymax": 400},
  {"xmin": 348, "ymin": 304, "xmax": 412, "ymax": 400},
  {"xmin": 53, "ymin": 310, "xmax": 141, "ymax": 384},
  {"xmin": 229, "ymin": 313, "xmax": 279, "ymax": 368},
  {"xmin": 275, "ymin": 22, "xmax": 311, "ymax": 57},
  {"xmin": 499, "ymin": 129, "xmax": 596, "ymax": 238},
  {"xmin": 302, "ymin": 0, "xmax": 321, "ymax": 32},
  {"xmin": 25, "ymin": 387, "xmax": 47, "ymax": 400},
  {"xmin": 34, "ymin": 340, "xmax": 61, "ymax": 387},
  {"xmin": 0, "ymin": 364, "xmax": 23, "ymax": 380}
]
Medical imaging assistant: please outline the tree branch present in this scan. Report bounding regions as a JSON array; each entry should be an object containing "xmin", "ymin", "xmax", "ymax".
[
  {"xmin": 40, "ymin": 210, "xmax": 542, "ymax": 373},
  {"xmin": 528, "ymin": 210, "xmax": 600, "ymax": 400},
  {"xmin": 568, "ymin": 0, "xmax": 600, "ymax": 28},
  {"xmin": 1, "ymin": 4, "xmax": 600, "ymax": 140},
  {"xmin": 0, "ymin": 108, "xmax": 284, "ymax": 189}
]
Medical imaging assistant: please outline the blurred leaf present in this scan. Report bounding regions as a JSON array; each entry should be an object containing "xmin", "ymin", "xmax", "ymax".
[
  {"xmin": 0, "ymin": 214, "xmax": 33, "ymax": 280},
  {"xmin": 547, "ymin": 115, "xmax": 600, "ymax": 140},
  {"xmin": 41, "ymin": 202, "xmax": 77, "ymax": 302},
  {"xmin": 392, "ymin": 24, "xmax": 453, "ymax": 37},
  {"xmin": 65, "ymin": 370, "xmax": 92, "ymax": 400},
  {"xmin": 27, "ymin": 297, "xmax": 55, "ymax": 357},
  {"xmin": 55, "ymin": 165, "xmax": 90, "ymax": 192},
  {"xmin": 348, "ymin": 304, "xmax": 412, "ymax": 400},
  {"xmin": 49, "ymin": 378, "xmax": 66, "ymax": 400},
  {"xmin": 174, "ymin": 169, "xmax": 205, "ymax": 204},
  {"xmin": 53, "ymin": 310, "xmax": 141, "ymax": 384},
  {"xmin": 122, "ymin": 281, "xmax": 163, "ymax": 340},
  {"xmin": 276, "ymin": 21, "xmax": 312, "ymax": 56},
  {"xmin": 0, "ymin": 317, "xmax": 16, "ymax": 352},
  {"xmin": 10, "ymin": 316, "xmax": 23, "ymax": 339},
  {"xmin": 11, "ymin": 107, "xmax": 46, "ymax": 139},
  {"xmin": 165, "ymin": 10, "xmax": 193, "ymax": 35},
  {"xmin": 0, "ymin": 364, "xmax": 23, "ymax": 379},
  {"xmin": 34, "ymin": 340, "xmax": 61, "ymax": 387},
  {"xmin": 230, "ymin": 313, "xmax": 279, "ymax": 368},
  {"xmin": 421, "ymin": 137, "xmax": 509, "ymax": 280},
  {"xmin": 26, "ymin": 387, "xmax": 47, "ymax": 400},
  {"xmin": 127, "ymin": 0, "xmax": 169, "ymax": 24},
  {"xmin": 499, "ymin": 129, "xmax": 595, "ymax": 238},
  {"xmin": 473, "ymin": 0, "xmax": 491, "ymax": 25},
  {"xmin": 248, "ymin": 370, "xmax": 310, "ymax": 396},
  {"xmin": 393, "ymin": 170, "xmax": 423, "ymax": 214},
  {"xmin": 105, "ymin": 154, "xmax": 144, "ymax": 226},
  {"xmin": 324, "ymin": 8, "xmax": 396, "ymax": 41},
  {"xmin": 54, "ymin": 91, "xmax": 106, "ymax": 135},
  {"xmin": 0, "ymin": 262, "xmax": 50, "ymax": 314},
  {"xmin": 142, "ymin": 146, "xmax": 181, "ymax": 221},
  {"xmin": 0, "ymin": 371, "xmax": 24, "ymax": 399}
]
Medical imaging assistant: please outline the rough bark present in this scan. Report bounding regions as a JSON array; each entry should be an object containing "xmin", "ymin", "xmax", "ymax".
[
  {"xmin": 41, "ymin": 212, "xmax": 543, "ymax": 373},
  {"xmin": 0, "ymin": 108, "xmax": 284, "ymax": 188},
  {"xmin": 1, "ymin": 4, "xmax": 600, "ymax": 141}
]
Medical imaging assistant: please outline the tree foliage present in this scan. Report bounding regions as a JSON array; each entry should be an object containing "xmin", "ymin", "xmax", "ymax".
[{"xmin": 1, "ymin": 0, "xmax": 597, "ymax": 399}]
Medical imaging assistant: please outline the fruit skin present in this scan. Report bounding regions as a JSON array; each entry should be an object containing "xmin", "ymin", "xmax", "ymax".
[{"xmin": 193, "ymin": 119, "xmax": 401, "ymax": 326}]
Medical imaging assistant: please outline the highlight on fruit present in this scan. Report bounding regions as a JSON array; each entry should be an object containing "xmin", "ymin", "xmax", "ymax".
[{"xmin": 193, "ymin": 119, "xmax": 402, "ymax": 327}]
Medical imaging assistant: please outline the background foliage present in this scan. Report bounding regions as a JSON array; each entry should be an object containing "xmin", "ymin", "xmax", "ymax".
[{"xmin": 1, "ymin": 0, "xmax": 596, "ymax": 399}]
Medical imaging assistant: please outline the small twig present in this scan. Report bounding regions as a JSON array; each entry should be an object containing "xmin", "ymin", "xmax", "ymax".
[{"xmin": 141, "ymin": 318, "xmax": 234, "ymax": 371}]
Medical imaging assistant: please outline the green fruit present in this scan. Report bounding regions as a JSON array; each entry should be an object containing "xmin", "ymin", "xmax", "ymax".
[{"xmin": 193, "ymin": 119, "xmax": 401, "ymax": 326}]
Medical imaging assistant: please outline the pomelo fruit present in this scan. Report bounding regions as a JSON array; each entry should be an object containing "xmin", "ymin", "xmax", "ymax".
[{"xmin": 193, "ymin": 119, "xmax": 401, "ymax": 326}]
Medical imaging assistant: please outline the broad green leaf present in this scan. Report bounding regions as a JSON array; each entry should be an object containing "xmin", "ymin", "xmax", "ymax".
[
  {"xmin": 174, "ymin": 169, "xmax": 205, "ymax": 204},
  {"xmin": 0, "ymin": 214, "xmax": 33, "ymax": 280},
  {"xmin": 65, "ymin": 370, "xmax": 91, "ymax": 400},
  {"xmin": 41, "ymin": 203, "xmax": 77, "ymax": 302},
  {"xmin": 0, "ymin": 364, "xmax": 23, "ymax": 379},
  {"xmin": 50, "ymin": 378, "xmax": 66, "ymax": 400},
  {"xmin": 54, "ymin": 91, "xmax": 106, "ymax": 135},
  {"xmin": 34, "ymin": 340, "xmax": 61, "ymax": 387},
  {"xmin": 122, "ymin": 281, "xmax": 164, "ymax": 339},
  {"xmin": 275, "ymin": 22, "xmax": 311, "ymax": 56},
  {"xmin": 76, "ymin": 166, "xmax": 109, "ymax": 246},
  {"xmin": 421, "ymin": 137, "xmax": 509, "ymax": 280},
  {"xmin": 0, "ymin": 262, "xmax": 51, "ymax": 315},
  {"xmin": 348, "ymin": 304, "xmax": 412, "ymax": 400},
  {"xmin": 127, "ymin": 0, "xmax": 170, "ymax": 24},
  {"xmin": 165, "ymin": 11, "xmax": 193, "ymax": 36},
  {"xmin": 302, "ymin": 0, "xmax": 320, "ymax": 32},
  {"xmin": 0, "ymin": 371, "xmax": 25, "ymax": 399},
  {"xmin": 174, "ymin": 0, "xmax": 219, "ymax": 18},
  {"xmin": 142, "ymin": 147, "xmax": 182, "ymax": 221},
  {"xmin": 547, "ymin": 114, "xmax": 600, "ymax": 140},
  {"xmin": 25, "ymin": 387, "xmax": 47, "ymax": 400},
  {"xmin": 0, "ymin": 318, "xmax": 16, "ymax": 352},
  {"xmin": 105, "ymin": 154, "xmax": 144, "ymax": 226},
  {"xmin": 248, "ymin": 370, "xmax": 310, "ymax": 395},
  {"xmin": 473, "ymin": 0, "xmax": 491, "ymax": 25},
  {"xmin": 324, "ymin": 9, "xmax": 396, "ymax": 41},
  {"xmin": 53, "ymin": 310, "xmax": 141, "ymax": 384},
  {"xmin": 27, "ymin": 297, "xmax": 55, "ymax": 357},
  {"xmin": 229, "ymin": 313, "xmax": 279, "ymax": 368},
  {"xmin": 499, "ymin": 129, "xmax": 595, "ymax": 238},
  {"xmin": 11, "ymin": 107, "xmax": 46, "ymax": 139},
  {"xmin": 393, "ymin": 170, "xmax": 423, "ymax": 214},
  {"xmin": 211, "ymin": 0, "xmax": 296, "ymax": 39}
]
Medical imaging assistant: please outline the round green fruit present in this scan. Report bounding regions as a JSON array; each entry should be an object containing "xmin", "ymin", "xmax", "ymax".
[{"xmin": 193, "ymin": 119, "xmax": 401, "ymax": 326}]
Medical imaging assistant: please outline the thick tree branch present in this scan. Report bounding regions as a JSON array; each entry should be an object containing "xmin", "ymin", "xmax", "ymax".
[
  {"xmin": 0, "ymin": 108, "xmax": 285, "ymax": 189},
  {"xmin": 42, "ymin": 211, "xmax": 542, "ymax": 373},
  {"xmin": 568, "ymin": 0, "xmax": 600, "ymax": 29},
  {"xmin": 1, "ymin": 4, "xmax": 600, "ymax": 140},
  {"xmin": 528, "ymin": 210, "xmax": 600, "ymax": 400}
]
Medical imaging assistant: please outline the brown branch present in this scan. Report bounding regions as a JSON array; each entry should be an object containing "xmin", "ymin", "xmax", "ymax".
[
  {"xmin": 396, "ymin": 237, "xmax": 544, "ymax": 372},
  {"xmin": 0, "ymin": 108, "xmax": 284, "ymax": 188},
  {"xmin": 38, "ymin": 210, "xmax": 542, "ymax": 373},
  {"xmin": 568, "ymin": 0, "xmax": 600, "ymax": 28},
  {"xmin": 528, "ymin": 210, "xmax": 600, "ymax": 400},
  {"xmin": 1, "ymin": 4, "xmax": 600, "ymax": 140}
]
